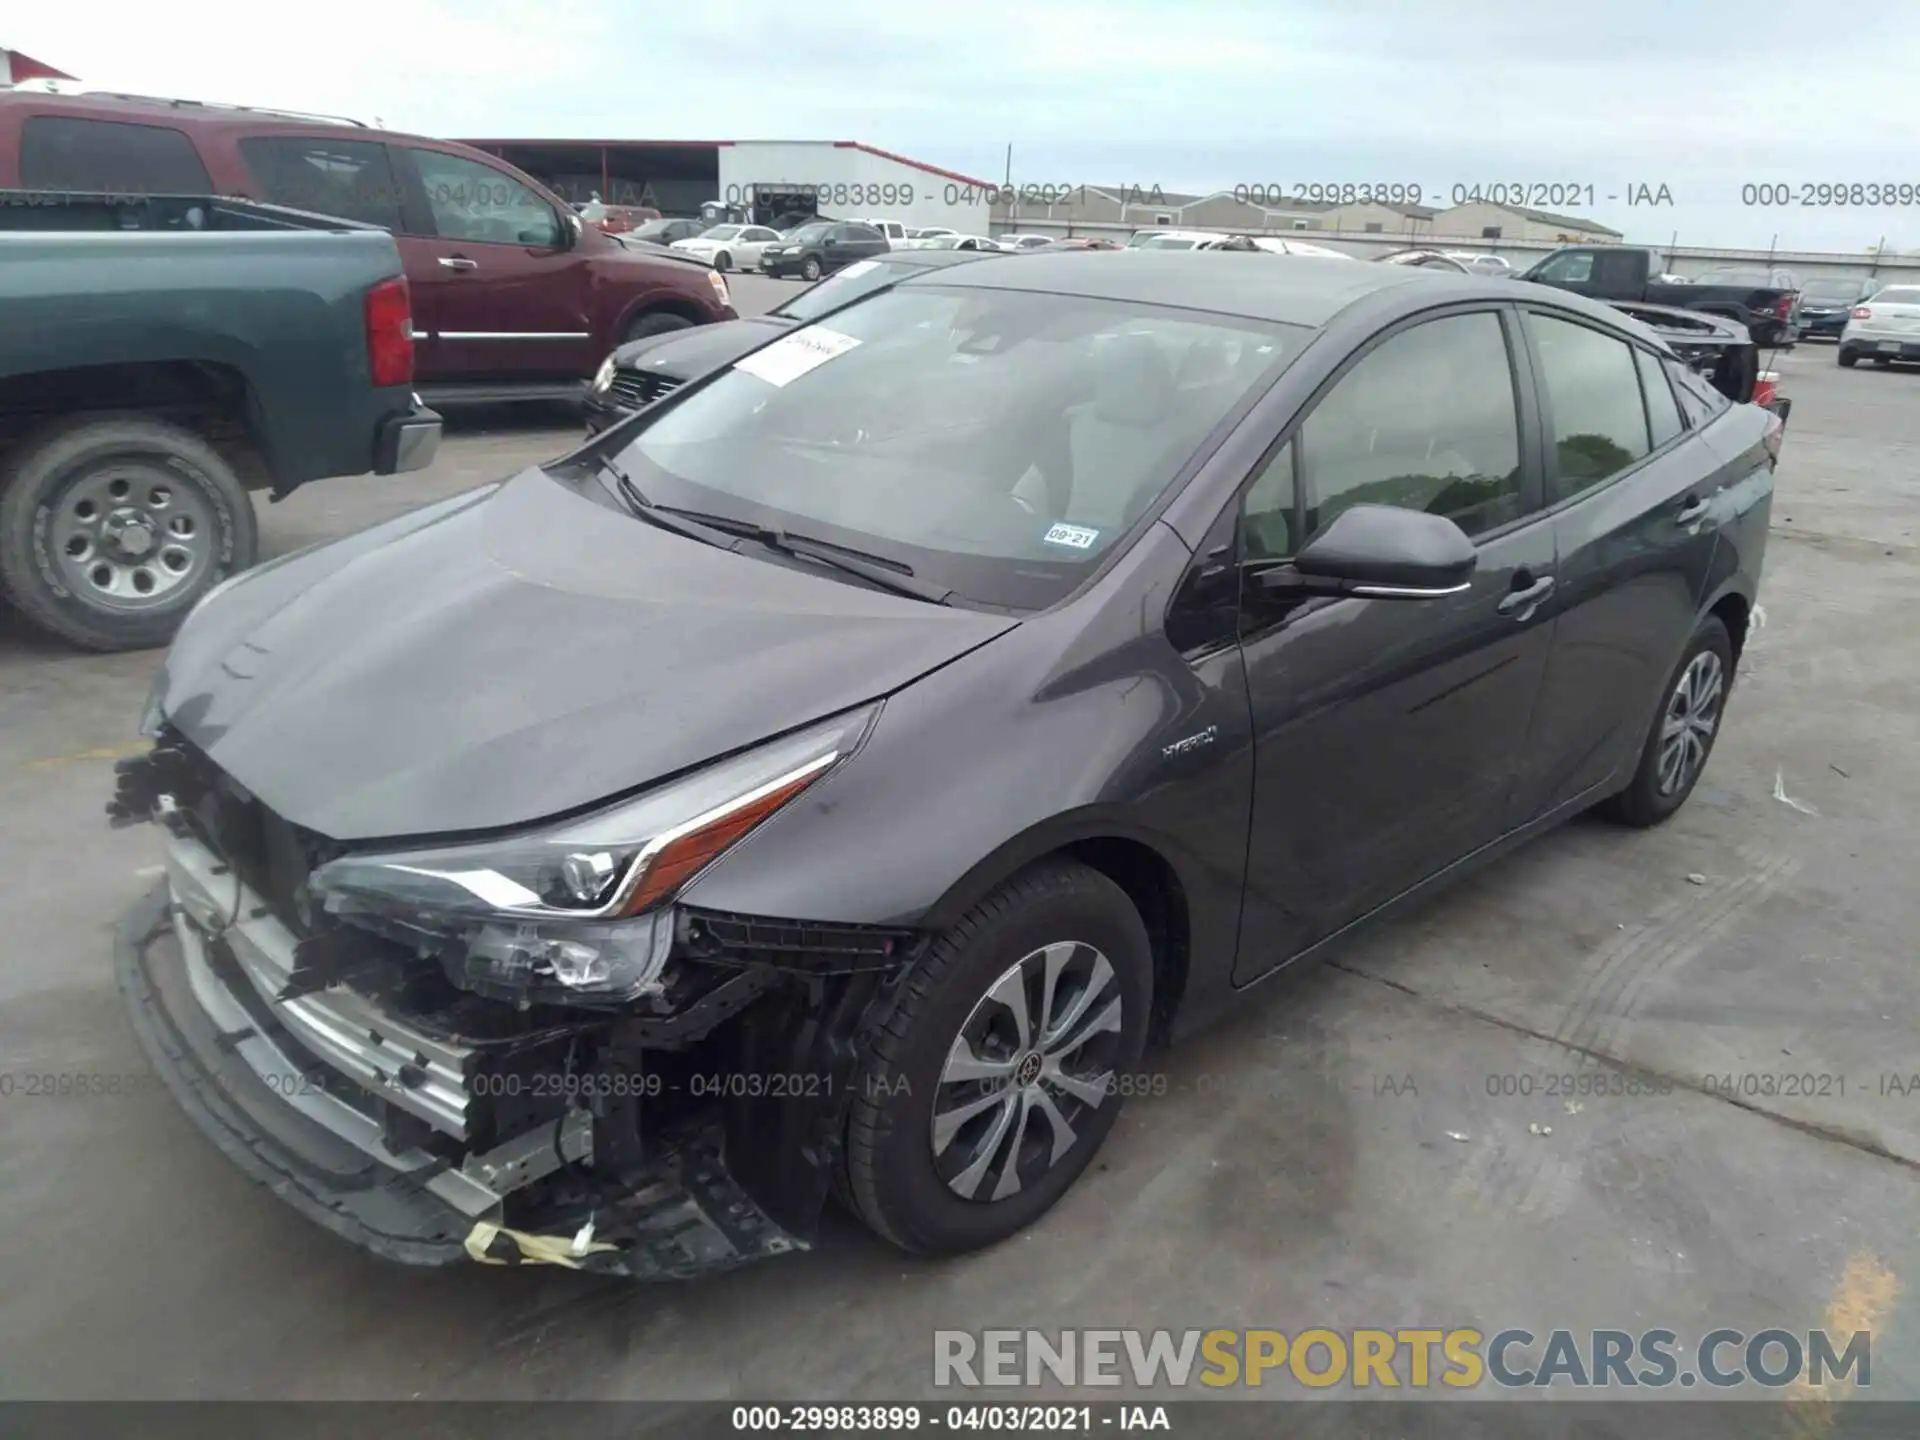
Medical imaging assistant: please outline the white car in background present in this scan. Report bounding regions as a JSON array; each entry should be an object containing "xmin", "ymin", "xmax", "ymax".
[
  {"xmin": 996, "ymin": 233, "xmax": 1055, "ymax": 250},
  {"xmin": 1442, "ymin": 251, "xmax": 1512, "ymax": 276},
  {"xmin": 670, "ymin": 224, "xmax": 784, "ymax": 272},
  {"xmin": 913, "ymin": 234, "xmax": 1004, "ymax": 252},
  {"xmin": 1248, "ymin": 237, "xmax": 1354, "ymax": 259},
  {"xmin": 1838, "ymin": 283, "xmax": 1920, "ymax": 369}
]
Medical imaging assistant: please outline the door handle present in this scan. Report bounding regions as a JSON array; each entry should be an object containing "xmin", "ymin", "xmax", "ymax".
[
  {"xmin": 438, "ymin": 256, "xmax": 479, "ymax": 272},
  {"xmin": 1497, "ymin": 575, "xmax": 1555, "ymax": 617}
]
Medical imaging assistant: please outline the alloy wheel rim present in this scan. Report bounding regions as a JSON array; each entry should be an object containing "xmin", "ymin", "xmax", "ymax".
[
  {"xmin": 49, "ymin": 462, "xmax": 216, "ymax": 612},
  {"xmin": 930, "ymin": 941, "xmax": 1123, "ymax": 1202},
  {"xmin": 1657, "ymin": 650, "xmax": 1724, "ymax": 796}
]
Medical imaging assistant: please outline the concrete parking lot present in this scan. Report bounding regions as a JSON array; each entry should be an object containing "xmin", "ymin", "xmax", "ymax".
[{"xmin": 1, "ymin": 325, "xmax": 1917, "ymax": 1402}]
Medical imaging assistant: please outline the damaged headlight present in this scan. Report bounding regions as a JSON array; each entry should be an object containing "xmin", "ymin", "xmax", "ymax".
[{"xmin": 308, "ymin": 703, "xmax": 878, "ymax": 1006}]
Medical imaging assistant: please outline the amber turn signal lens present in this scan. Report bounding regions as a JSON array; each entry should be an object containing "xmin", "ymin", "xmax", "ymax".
[{"xmin": 616, "ymin": 766, "xmax": 827, "ymax": 916}]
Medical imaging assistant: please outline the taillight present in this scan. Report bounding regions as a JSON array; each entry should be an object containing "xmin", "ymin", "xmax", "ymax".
[
  {"xmin": 1853, "ymin": 306, "xmax": 1873, "ymax": 321},
  {"xmin": 1773, "ymin": 293, "xmax": 1795, "ymax": 319},
  {"xmin": 364, "ymin": 276, "xmax": 415, "ymax": 388}
]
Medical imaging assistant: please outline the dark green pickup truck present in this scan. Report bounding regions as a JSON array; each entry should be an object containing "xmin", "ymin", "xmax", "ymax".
[{"xmin": 0, "ymin": 192, "xmax": 441, "ymax": 650}]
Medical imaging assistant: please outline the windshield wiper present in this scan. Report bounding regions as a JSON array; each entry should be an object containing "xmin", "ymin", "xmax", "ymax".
[
  {"xmin": 649, "ymin": 504, "xmax": 955, "ymax": 606},
  {"xmin": 593, "ymin": 455, "xmax": 740, "ymax": 549}
]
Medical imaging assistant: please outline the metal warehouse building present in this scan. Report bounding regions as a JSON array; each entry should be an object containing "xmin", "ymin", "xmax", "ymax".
[{"xmin": 457, "ymin": 137, "xmax": 995, "ymax": 235}]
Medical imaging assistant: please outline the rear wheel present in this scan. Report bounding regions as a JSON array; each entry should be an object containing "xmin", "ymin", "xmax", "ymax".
[
  {"xmin": 842, "ymin": 861, "xmax": 1151, "ymax": 1256},
  {"xmin": 1596, "ymin": 616, "xmax": 1733, "ymax": 828},
  {"xmin": 0, "ymin": 415, "xmax": 255, "ymax": 651},
  {"xmin": 1838, "ymin": 348, "xmax": 1858, "ymax": 367}
]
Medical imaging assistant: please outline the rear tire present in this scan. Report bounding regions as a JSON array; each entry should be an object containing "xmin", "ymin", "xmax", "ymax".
[
  {"xmin": 0, "ymin": 415, "xmax": 256, "ymax": 652},
  {"xmin": 842, "ymin": 861, "xmax": 1151, "ymax": 1256},
  {"xmin": 1595, "ymin": 616, "xmax": 1734, "ymax": 828},
  {"xmin": 1838, "ymin": 348, "xmax": 1858, "ymax": 367}
]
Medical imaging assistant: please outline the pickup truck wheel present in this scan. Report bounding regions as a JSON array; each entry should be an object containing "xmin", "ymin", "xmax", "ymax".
[
  {"xmin": 0, "ymin": 416, "xmax": 256, "ymax": 652},
  {"xmin": 1838, "ymin": 348, "xmax": 1858, "ymax": 368},
  {"xmin": 842, "ymin": 860, "xmax": 1151, "ymax": 1256},
  {"xmin": 622, "ymin": 312, "xmax": 693, "ymax": 344},
  {"xmin": 801, "ymin": 256, "xmax": 823, "ymax": 281},
  {"xmin": 1595, "ymin": 616, "xmax": 1734, "ymax": 828}
]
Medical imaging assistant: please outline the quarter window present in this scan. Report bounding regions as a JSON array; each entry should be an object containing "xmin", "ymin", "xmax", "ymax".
[
  {"xmin": 1666, "ymin": 359, "xmax": 1728, "ymax": 428},
  {"xmin": 1239, "ymin": 440, "xmax": 1297, "ymax": 561},
  {"xmin": 403, "ymin": 148, "xmax": 560, "ymax": 246},
  {"xmin": 1636, "ymin": 348, "xmax": 1684, "ymax": 449},
  {"xmin": 1527, "ymin": 313, "xmax": 1652, "ymax": 496},
  {"xmin": 19, "ymin": 116, "xmax": 210, "ymax": 194},
  {"xmin": 1296, "ymin": 312, "xmax": 1525, "ymax": 543}
]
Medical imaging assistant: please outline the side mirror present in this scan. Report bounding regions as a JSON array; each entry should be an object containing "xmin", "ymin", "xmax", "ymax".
[{"xmin": 1258, "ymin": 504, "xmax": 1476, "ymax": 599}]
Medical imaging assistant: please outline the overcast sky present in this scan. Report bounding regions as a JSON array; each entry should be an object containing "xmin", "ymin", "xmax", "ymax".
[{"xmin": 13, "ymin": 0, "xmax": 1919, "ymax": 251}]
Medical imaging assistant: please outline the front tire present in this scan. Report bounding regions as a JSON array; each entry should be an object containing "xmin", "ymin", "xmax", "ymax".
[
  {"xmin": 801, "ymin": 256, "xmax": 823, "ymax": 281},
  {"xmin": 843, "ymin": 861, "xmax": 1151, "ymax": 1256},
  {"xmin": 0, "ymin": 415, "xmax": 256, "ymax": 652},
  {"xmin": 712, "ymin": 251, "xmax": 732, "ymax": 272},
  {"xmin": 622, "ymin": 311, "xmax": 694, "ymax": 344},
  {"xmin": 1596, "ymin": 616, "xmax": 1734, "ymax": 828}
]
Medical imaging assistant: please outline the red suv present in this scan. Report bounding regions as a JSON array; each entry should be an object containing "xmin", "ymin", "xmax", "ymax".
[{"xmin": 0, "ymin": 92, "xmax": 737, "ymax": 402}]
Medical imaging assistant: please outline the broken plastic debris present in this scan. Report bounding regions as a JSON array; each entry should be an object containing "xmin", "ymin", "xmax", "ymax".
[
  {"xmin": 571, "ymin": 1215, "xmax": 597, "ymax": 1257},
  {"xmin": 1529, "ymin": 1123, "xmax": 1554, "ymax": 1136},
  {"xmin": 464, "ymin": 1219, "xmax": 619, "ymax": 1268},
  {"xmin": 1686, "ymin": 873, "xmax": 1707, "ymax": 885},
  {"xmin": 1445, "ymin": 1130, "xmax": 1471, "ymax": 1143},
  {"xmin": 1564, "ymin": 1100, "xmax": 1584, "ymax": 1115},
  {"xmin": 1772, "ymin": 770, "xmax": 1819, "ymax": 816}
]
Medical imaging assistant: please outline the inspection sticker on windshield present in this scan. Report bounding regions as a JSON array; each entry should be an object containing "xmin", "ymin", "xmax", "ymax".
[
  {"xmin": 1043, "ymin": 522, "xmax": 1100, "ymax": 550},
  {"xmin": 735, "ymin": 327, "xmax": 862, "ymax": 387}
]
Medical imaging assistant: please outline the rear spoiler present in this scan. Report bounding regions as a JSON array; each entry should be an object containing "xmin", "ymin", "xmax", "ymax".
[{"xmin": 1606, "ymin": 300, "xmax": 1758, "ymax": 406}]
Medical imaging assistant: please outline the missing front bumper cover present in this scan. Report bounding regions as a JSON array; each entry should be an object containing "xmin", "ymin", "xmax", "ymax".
[{"xmin": 115, "ymin": 877, "xmax": 808, "ymax": 1278}]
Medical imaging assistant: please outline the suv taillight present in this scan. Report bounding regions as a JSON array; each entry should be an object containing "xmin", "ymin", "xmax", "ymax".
[
  {"xmin": 364, "ymin": 276, "xmax": 414, "ymax": 388},
  {"xmin": 1853, "ymin": 306, "xmax": 1873, "ymax": 321},
  {"xmin": 1774, "ymin": 292, "xmax": 1795, "ymax": 319}
]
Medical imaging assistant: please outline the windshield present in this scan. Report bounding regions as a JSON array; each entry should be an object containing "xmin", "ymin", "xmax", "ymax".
[
  {"xmin": 630, "ymin": 219, "xmax": 675, "ymax": 240},
  {"xmin": 773, "ymin": 260, "xmax": 900, "ymax": 321},
  {"xmin": 787, "ymin": 222, "xmax": 831, "ymax": 244},
  {"xmin": 1135, "ymin": 235, "xmax": 1199, "ymax": 250},
  {"xmin": 609, "ymin": 287, "xmax": 1306, "ymax": 610},
  {"xmin": 1871, "ymin": 287, "xmax": 1920, "ymax": 304},
  {"xmin": 1803, "ymin": 278, "xmax": 1867, "ymax": 300},
  {"xmin": 699, "ymin": 225, "xmax": 742, "ymax": 240}
]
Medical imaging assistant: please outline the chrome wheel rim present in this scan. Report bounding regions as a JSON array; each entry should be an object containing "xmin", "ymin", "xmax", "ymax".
[
  {"xmin": 931, "ymin": 942, "xmax": 1123, "ymax": 1202},
  {"xmin": 49, "ymin": 461, "xmax": 216, "ymax": 612},
  {"xmin": 1657, "ymin": 650, "xmax": 1724, "ymax": 796}
]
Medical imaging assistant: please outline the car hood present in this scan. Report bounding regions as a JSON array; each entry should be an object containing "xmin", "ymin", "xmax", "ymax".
[
  {"xmin": 611, "ymin": 316, "xmax": 793, "ymax": 377},
  {"xmin": 156, "ymin": 470, "xmax": 1018, "ymax": 841}
]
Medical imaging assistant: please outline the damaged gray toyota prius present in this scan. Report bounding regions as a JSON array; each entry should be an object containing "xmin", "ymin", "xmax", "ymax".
[{"xmin": 110, "ymin": 252, "xmax": 1774, "ymax": 1278}]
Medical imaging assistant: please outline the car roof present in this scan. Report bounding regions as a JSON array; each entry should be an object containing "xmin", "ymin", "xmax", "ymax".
[
  {"xmin": 902, "ymin": 249, "xmax": 1449, "ymax": 325},
  {"xmin": 900, "ymin": 249, "xmax": 1645, "ymax": 333}
]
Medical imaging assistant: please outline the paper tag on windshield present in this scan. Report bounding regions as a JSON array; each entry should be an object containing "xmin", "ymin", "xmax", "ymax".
[{"xmin": 735, "ymin": 327, "xmax": 862, "ymax": 387}]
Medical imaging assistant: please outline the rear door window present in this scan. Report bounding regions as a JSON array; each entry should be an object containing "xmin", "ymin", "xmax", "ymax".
[
  {"xmin": 238, "ymin": 136, "xmax": 402, "ymax": 229},
  {"xmin": 19, "ymin": 115, "xmax": 211, "ymax": 193},
  {"xmin": 1526, "ymin": 312, "xmax": 1652, "ymax": 497}
]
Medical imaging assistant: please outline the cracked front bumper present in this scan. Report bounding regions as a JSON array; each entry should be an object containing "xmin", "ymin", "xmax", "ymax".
[{"xmin": 115, "ymin": 832, "xmax": 809, "ymax": 1278}]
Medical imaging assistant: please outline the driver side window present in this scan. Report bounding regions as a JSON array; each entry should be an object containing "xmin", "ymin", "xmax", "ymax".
[{"xmin": 404, "ymin": 147, "xmax": 560, "ymax": 247}]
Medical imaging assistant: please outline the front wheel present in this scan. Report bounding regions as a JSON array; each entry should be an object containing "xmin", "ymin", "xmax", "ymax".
[
  {"xmin": 0, "ymin": 415, "xmax": 256, "ymax": 651},
  {"xmin": 712, "ymin": 251, "xmax": 732, "ymax": 272},
  {"xmin": 842, "ymin": 861, "xmax": 1152, "ymax": 1256},
  {"xmin": 1595, "ymin": 615, "xmax": 1734, "ymax": 828},
  {"xmin": 800, "ymin": 256, "xmax": 823, "ymax": 281}
]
